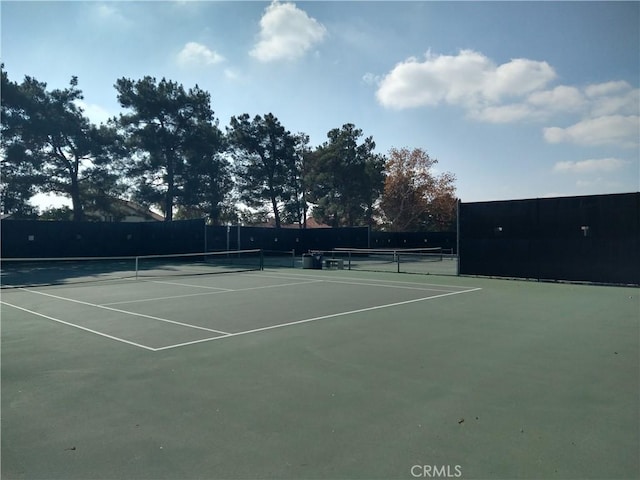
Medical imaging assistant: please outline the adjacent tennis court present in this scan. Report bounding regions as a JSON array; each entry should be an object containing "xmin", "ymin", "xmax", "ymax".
[{"xmin": 1, "ymin": 258, "xmax": 638, "ymax": 479}]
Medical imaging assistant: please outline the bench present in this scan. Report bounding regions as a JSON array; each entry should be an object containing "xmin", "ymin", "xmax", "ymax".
[{"xmin": 323, "ymin": 258, "xmax": 344, "ymax": 270}]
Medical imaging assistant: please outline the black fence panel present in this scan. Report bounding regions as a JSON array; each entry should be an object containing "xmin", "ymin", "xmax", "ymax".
[
  {"xmin": 0, "ymin": 220, "xmax": 143, "ymax": 258},
  {"xmin": 370, "ymin": 231, "xmax": 456, "ymax": 252},
  {"xmin": 140, "ymin": 219, "xmax": 205, "ymax": 255},
  {"xmin": 204, "ymin": 226, "xmax": 230, "ymax": 251},
  {"xmin": 303, "ymin": 227, "xmax": 369, "ymax": 253},
  {"xmin": 204, "ymin": 226, "xmax": 306, "ymax": 253},
  {"xmin": 4, "ymin": 221, "xmax": 451, "ymax": 259},
  {"xmin": 247, "ymin": 227, "xmax": 302, "ymax": 253},
  {"xmin": 459, "ymin": 193, "xmax": 639, "ymax": 285},
  {"xmin": 460, "ymin": 198, "xmax": 538, "ymax": 239},
  {"xmin": 241, "ymin": 226, "xmax": 299, "ymax": 252},
  {"xmin": 1, "ymin": 219, "xmax": 205, "ymax": 258}
]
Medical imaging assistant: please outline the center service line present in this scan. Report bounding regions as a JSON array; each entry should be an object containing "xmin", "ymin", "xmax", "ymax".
[{"xmin": 102, "ymin": 279, "xmax": 324, "ymax": 306}]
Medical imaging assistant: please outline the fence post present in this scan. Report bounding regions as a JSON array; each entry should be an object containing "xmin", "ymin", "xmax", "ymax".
[{"xmin": 456, "ymin": 198, "xmax": 461, "ymax": 276}]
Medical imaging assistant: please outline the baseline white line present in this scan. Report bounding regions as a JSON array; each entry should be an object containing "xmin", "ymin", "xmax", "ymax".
[
  {"xmin": 252, "ymin": 274, "xmax": 467, "ymax": 293},
  {"xmin": 1, "ymin": 301, "xmax": 156, "ymax": 351},
  {"xmin": 302, "ymin": 278, "xmax": 456, "ymax": 293},
  {"xmin": 254, "ymin": 270, "xmax": 473, "ymax": 290},
  {"xmin": 20, "ymin": 288, "xmax": 230, "ymax": 335},
  {"xmin": 153, "ymin": 287, "xmax": 483, "ymax": 352},
  {"xmin": 101, "ymin": 279, "xmax": 324, "ymax": 306}
]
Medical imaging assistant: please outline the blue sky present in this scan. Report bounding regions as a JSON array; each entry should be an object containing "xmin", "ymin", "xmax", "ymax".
[{"xmin": 2, "ymin": 0, "xmax": 639, "ymax": 209}]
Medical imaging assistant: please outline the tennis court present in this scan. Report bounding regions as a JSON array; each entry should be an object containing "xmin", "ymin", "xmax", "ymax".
[{"xmin": 1, "ymin": 257, "xmax": 638, "ymax": 479}]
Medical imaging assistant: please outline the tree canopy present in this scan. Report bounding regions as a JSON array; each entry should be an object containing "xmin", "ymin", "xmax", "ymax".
[
  {"xmin": 380, "ymin": 147, "xmax": 457, "ymax": 231},
  {"xmin": 1, "ymin": 67, "xmax": 457, "ymax": 231},
  {"xmin": 227, "ymin": 113, "xmax": 298, "ymax": 228},
  {"xmin": 115, "ymin": 76, "xmax": 227, "ymax": 222},
  {"xmin": 305, "ymin": 124, "xmax": 385, "ymax": 227},
  {"xmin": 1, "ymin": 66, "xmax": 124, "ymax": 220}
]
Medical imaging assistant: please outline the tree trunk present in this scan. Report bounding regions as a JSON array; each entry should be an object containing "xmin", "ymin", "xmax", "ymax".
[
  {"xmin": 165, "ymin": 155, "xmax": 174, "ymax": 222},
  {"xmin": 271, "ymin": 194, "xmax": 281, "ymax": 228},
  {"xmin": 302, "ymin": 202, "xmax": 307, "ymax": 229},
  {"xmin": 70, "ymin": 174, "xmax": 83, "ymax": 221}
]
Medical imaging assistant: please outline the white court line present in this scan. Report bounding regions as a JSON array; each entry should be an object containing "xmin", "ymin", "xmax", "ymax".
[
  {"xmin": 102, "ymin": 289, "xmax": 229, "ymax": 306},
  {"xmin": 255, "ymin": 270, "xmax": 472, "ymax": 290},
  {"xmin": 139, "ymin": 279, "xmax": 234, "ymax": 291},
  {"xmin": 152, "ymin": 287, "xmax": 483, "ymax": 352},
  {"xmin": 101, "ymin": 279, "xmax": 324, "ymax": 306},
  {"xmin": 249, "ymin": 271, "xmax": 468, "ymax": 293},
  {"xmin": 302, "ymin": 278, "xmax": 455, "ymax": 293},
  {"xmin": 1, "ymin": 301, "xmax": 156, "ymax": 351},
  {"xmin": 20, "ymin": 288, "xmax": 230, "ymax": 335}
]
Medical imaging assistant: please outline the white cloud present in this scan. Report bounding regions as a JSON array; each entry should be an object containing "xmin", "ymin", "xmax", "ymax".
[
  {"xmin": 586, "ymin": 82, "xmax": 639, "ymax": 117},
  {"xmin": 97, "ymin": 4, "xmax": 117, "ymax": 18},
  {"xmin": 575, "ymin": 178, "xmax": 623, "ymax": 190},
  {"xmin": 584, "ymin": 80, "xmax": 630, "ymax": 98},
  {"xmin": 362, "ymin": 72, "xmax": 381, "ymax": 86},
  {"xmin": 250, "ymin": 1, "xmax": 327, "ymax": 62},
  {"xmin": 74, "ymin": 100, "xmax": 113, "ymax": 125},
  {"xmin": 539, "ymin": 82, "xmax": 638, "ymax": 149},
  {"xmin": 374, "ymin": 48, "xmax": 638, "ymax": 153},
  {"xmin": 467, "ymin": 86, "xmax": 585, "ymax": 123},
  {"xmin": 485, "ymin": 58, "xmax": 557, "ymax": 101},
  {"xmin": 224, "ymin": 69, "xmax": 238, "ymax": 80},
  {"xmin": 526, "ymin": 85, "xmax": 585, "ymax": 112},
  {"xmin": 544, "ymin": 115, "xmax": 639, "ymax": 148},
  {"xmin": 469, "ymin": 85, "xmax": 585, "ymax": 123},
  {"xmin": 552, "ymin": 158, "xmax": 630, "ymax": 174},
  {"xmin": 224, "ymin": 68, "xmax": 247, "ymax": 82},
  {"xmin": 177, "ymin": 42, "xmax": 225, "ymax": 67},
  {"xmin": 470, "ymin": 104, "xmax": 536, "ymax": 123},
  {"xmin": 375, "ymin": 49, "xmax": 556, "ymax": 110},
  {"xmin": 93, "ymin": 3, "xmax": 131, "ymax": 27}
]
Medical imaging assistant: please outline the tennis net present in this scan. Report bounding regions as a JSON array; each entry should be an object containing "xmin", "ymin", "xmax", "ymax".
[
  {"xmin": 261, "ymin": 249, "xmax": 297, "ymax": 268},
  {"xmin": 320, "ymin": 247, "xmax": 444, "ymax": 273},
  {"xmin": 0, "ymin": 249, "xmax": 263, "ymax": 288}
]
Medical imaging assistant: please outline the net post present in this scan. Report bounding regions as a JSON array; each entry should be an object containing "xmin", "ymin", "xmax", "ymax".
[
  {"xmin": 260, "ymin": 249, "xmax": 264, "ymax": 271},
  {"xmin": 397, "ymin": 253, "xmax": 400, "ymax": 273},
  {"xmin": 135, "ymin": 256, "xmax": 139, "ymax": 280}
]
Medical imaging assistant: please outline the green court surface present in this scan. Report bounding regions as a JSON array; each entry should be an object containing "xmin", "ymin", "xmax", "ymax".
[{"xmin": 1, "ymin": 268, "xmax": 638, "ymax": 479}]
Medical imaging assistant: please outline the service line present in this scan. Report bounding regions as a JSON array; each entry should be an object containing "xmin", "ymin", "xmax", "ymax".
[{"xmin": 102, "ymin": 279, "xmax": 324, "ymax": 306}]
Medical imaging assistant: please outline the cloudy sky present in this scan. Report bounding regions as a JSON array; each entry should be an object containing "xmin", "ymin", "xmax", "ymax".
[{"xmin": 2, "ymin": 1, "xmax": 639, "ymax": 206}]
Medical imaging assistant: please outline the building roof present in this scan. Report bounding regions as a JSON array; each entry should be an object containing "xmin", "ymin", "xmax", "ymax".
[{"xmin": 254, "ymin": 217, "xmax": 330, "ymax": 229}]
